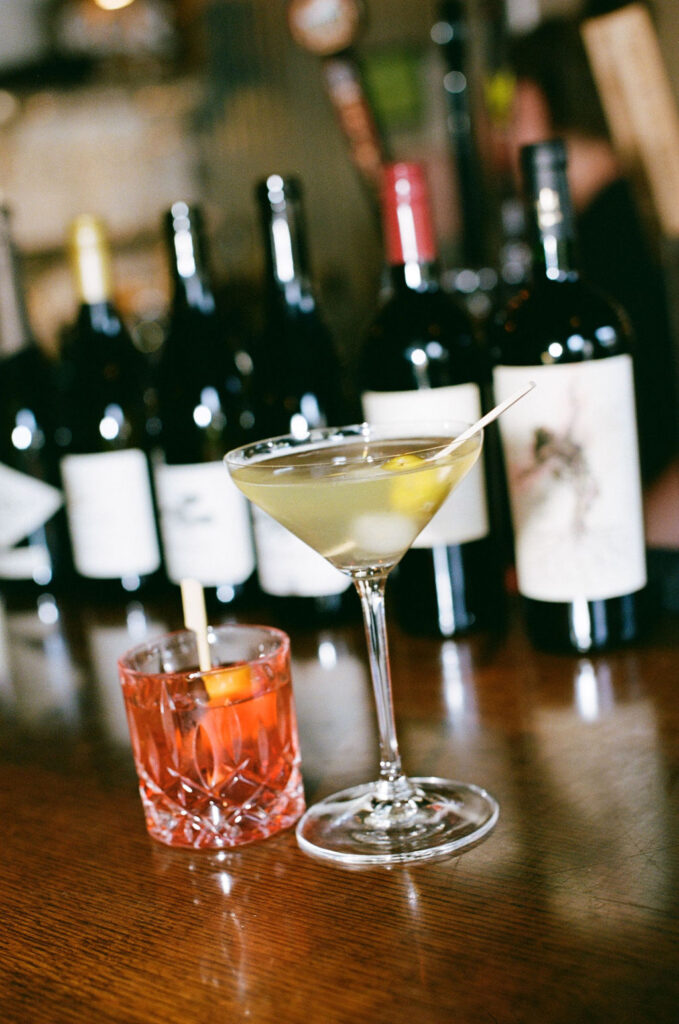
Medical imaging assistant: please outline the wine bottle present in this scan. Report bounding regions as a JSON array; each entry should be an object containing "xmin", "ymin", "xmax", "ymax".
[
  {"xmin": 56, "ymin": 214, "xmax": 163, "ymax": 600},
  {"xmin": 0, "ymin": 204, "xmax": 68, "ymax": 602},
  {"xmin": 154, "ymin": 201, "xmax": 257, "ymax": 613},
  {"xmin": 492, "ymin": 139, "xmax": 647, "ymax": 652},
  {"xmin": 432, "ymin": 0, "xmax": 488, "ymax": 270},
  {"xmin": 359, "ymin": 162, "xmax": 503, "ymax": 637},
  {"xmin": 251, "ymin": 173, "xmax": 355, "ymax": 624}
]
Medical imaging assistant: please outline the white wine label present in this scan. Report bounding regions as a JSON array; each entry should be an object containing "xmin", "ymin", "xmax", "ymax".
[
  {"xmin": 252, "ymin": 506, "xmax": 351, "ymax": 597},
  {"xmin": 493, "ymin": 356, "xmax": 646, "ymax": 601},
  {"xmin": 361, "ymin": 383, "xmax": 489, "ymax": 547},
  {"xmin": 0, "ymin": 543, "xmax": 51, "ymax": 581},
  {"xmin": 155, "ymin": 461, "xmax": 255, "ymax": 587},
  {"xmin": 0, "ymin": 462, "xmax": 63, "ymax": 548},
  {"xmin": 61, "ymin": 449, "xmax": 161, "ymax": 579}
]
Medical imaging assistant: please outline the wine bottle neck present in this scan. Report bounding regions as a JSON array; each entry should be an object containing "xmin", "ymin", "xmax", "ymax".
[
  {"xmin": 433, "ymin": 0, "xmax": 487, "ymax": 268},
  {"xmin": 257, "ymin": 176, "xmax": 316, "ymax": 311},
  {"xmin": 68, "ymin": 215, "xmax": 114, "ymax": 306},
  {"xmin": 388, "ymin": 261, "xmax": 440, "ymax": 293},
  {"xmin": 165, "ymin": 203, "xmax": 217, "ymax": 314},
  {"xmin": 0, "ymin": 206, "xmax": 34, "ymax": 358},
  {"xmin": 172, "ymin": 272, "xmax": 217, "ymax": 314},
  {"xmin": 532, "ymin": 236, "xmax": 580, "ymax": 281},
  {"xmin": 77, "ymin": 301, "xmax": 123, "ymax": 336},
  {"xmin": 381, "ymin": 163, "xmax": 439, "ymax": 285},
  {"xmin": 522, "ymin": 140, "xmax": 580, "ymax": 282}
]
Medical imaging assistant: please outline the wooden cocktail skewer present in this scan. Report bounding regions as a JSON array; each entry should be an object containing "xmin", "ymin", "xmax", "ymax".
[
  {"xmin": 438, "ymin": 380, "xmax": 536, "ymax": 459},
  {"xmin": 180, "ymin": 578, "xmax": 252, "ymax": 701},
  {"xmin": 180, "ymin": 577, "xmax": 211, "ymax": 672}
]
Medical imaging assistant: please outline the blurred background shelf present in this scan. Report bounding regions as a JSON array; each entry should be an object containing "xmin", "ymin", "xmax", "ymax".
[{"xmin": 1, "ymin": 0, "xmax": 673, "ymax": 371}]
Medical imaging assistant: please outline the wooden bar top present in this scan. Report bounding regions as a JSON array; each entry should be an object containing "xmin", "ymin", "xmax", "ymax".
[{"xmin": 1, "ymin": 593, "xmax": 678, "ymax": 1023}]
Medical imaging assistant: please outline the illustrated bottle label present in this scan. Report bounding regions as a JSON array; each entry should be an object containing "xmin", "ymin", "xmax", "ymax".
[
  {"xmin": 61, "ymin": 449, "xmax": 161, "ymax": 579},
  {"xmin": 361, "ymin": 383, "xmax": 489, "ymax": 547},
  {"xmin": 155, "ymin": 461, "xmax": 255, "ymax": 587},
  {"xmin": 493, "ymin": 356, "xmax": 647, "ymax": 601},
  {"xmin": 251, "ymin": 506, "xmax": 351, "ymax": 597}
]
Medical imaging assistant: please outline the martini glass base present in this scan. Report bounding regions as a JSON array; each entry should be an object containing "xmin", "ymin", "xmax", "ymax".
[{"xmin": 295, "ymin": 777, "xmax": 499, "ymax": 867}]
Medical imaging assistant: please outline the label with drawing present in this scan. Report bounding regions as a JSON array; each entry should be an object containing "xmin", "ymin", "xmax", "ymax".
[{"xmin": 493, "ymin": 356, "xmax": 646, "ymax": 601}]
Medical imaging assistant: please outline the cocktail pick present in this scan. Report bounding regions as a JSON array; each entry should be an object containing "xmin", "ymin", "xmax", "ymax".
[
  {"xmin": 180, "ymin": 578, "xmax": 211, "ymax": 672},
  {"xmin": 439, "ymin": 380, "xmax": 536, "ymax": 458}
]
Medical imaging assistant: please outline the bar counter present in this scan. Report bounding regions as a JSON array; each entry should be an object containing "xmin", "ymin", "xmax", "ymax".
[{"xmin": 1, "ymin": 592, "xmax": 678, "ymax": 1023}]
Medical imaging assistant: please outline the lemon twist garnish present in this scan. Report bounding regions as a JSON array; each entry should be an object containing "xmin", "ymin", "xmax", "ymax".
[
  {"xmin": 383, "ymin": 453, "xmax": 445, "ymax": 516},
  {"xmin": 383, "ymin": 454, "xmax": 424, "ymax": 472}
]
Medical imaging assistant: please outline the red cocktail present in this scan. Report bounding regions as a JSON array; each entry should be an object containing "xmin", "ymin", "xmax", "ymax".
[{"xmin": 118, "ymin": 624, "xmax": 305, "ymax": 849}]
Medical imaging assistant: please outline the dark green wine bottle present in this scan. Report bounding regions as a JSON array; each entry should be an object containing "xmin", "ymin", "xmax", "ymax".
[
  {"xmin": 56, "ymin": 214, "xmax": 163, "ymax": 601},
  {"xmin": 360, "ymin": 162, "xmax": 503, "ymax": 637},
  {"xmin": 154, "ymin": 201, "xmax": 257, "ymax": 613},
  {"xmin": 250, "ymin": 174, "xmax": 355, "ymax": 626},
  {"xmin": 0, "ymin": 204, "xmax": 68, "ymax": 603},
  {"xmin": 493, "ymin": 139, "xmax": 647, "ymax": 652}
]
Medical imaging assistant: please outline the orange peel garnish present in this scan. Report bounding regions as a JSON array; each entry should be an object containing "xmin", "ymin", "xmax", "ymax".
[{"xmin": 203, "ymin": 663, "xmax": 253, "ymax": 702}]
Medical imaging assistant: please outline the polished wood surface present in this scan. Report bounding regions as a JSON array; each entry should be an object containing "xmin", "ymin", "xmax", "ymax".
[{"xmin": 1, "ymin": 593, "xmax": 678, "ymax": 1023}]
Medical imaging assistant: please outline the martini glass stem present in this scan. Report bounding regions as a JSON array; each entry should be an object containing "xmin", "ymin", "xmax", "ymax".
[{"xmin": 354, "ymin": 573, "xmax": 412, "ymax": 802}]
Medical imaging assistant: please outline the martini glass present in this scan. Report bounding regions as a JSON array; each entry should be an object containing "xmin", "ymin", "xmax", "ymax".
[{"xmin": 225, "ymin": 420, "xmax": 499, "ymax": 866}]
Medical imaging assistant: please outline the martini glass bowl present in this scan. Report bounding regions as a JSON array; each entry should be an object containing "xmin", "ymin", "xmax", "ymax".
[{"xmin": 225, "ymin": 420, "xmax": 498, "ymax": 866}]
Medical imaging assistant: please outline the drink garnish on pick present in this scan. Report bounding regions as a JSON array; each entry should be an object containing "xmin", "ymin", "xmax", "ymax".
[
  {"xmin": 437, "ymin": 381, "xmax": 536, "ymax": 460},
  {"xmin": 180, "ymin": 578, "xmax": 252, "ymax": 701},
  {"xmin": 379, "ymin": 383, "xmax": 535, "ymax": 507},
  {"xmin": 180, "ymin": 577, "xmax": 211, "ymax": 671},
  {"xmin": 382, "ymin": 453, "xmax": 451, "ymax": 515}
]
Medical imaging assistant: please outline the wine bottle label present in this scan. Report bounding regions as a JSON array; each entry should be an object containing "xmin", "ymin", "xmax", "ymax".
[
  {"xmin": 251, "ymin": 506, "xmax": 351, "ymax": 597},
  {"xmin": 493, "ymin": 356, "xmax": 647, "ymax": 601},
  {"xmin": 61, "ymin": 449, "xmax": 161, "ymax": 579},
  {"xmin": 154, "ymin": 461, "xmax": 255, "ymax": 587},
  {"xmin": 0, "ymin": 462, "xmax": 63, "ymax": 549},
  {"xmin": 0, "ymin": 544, "xmax": 51, "ymax": 582},
  {"xmin": 361, "ymin": 383, "xmax": 489, "ymax": 547}
]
